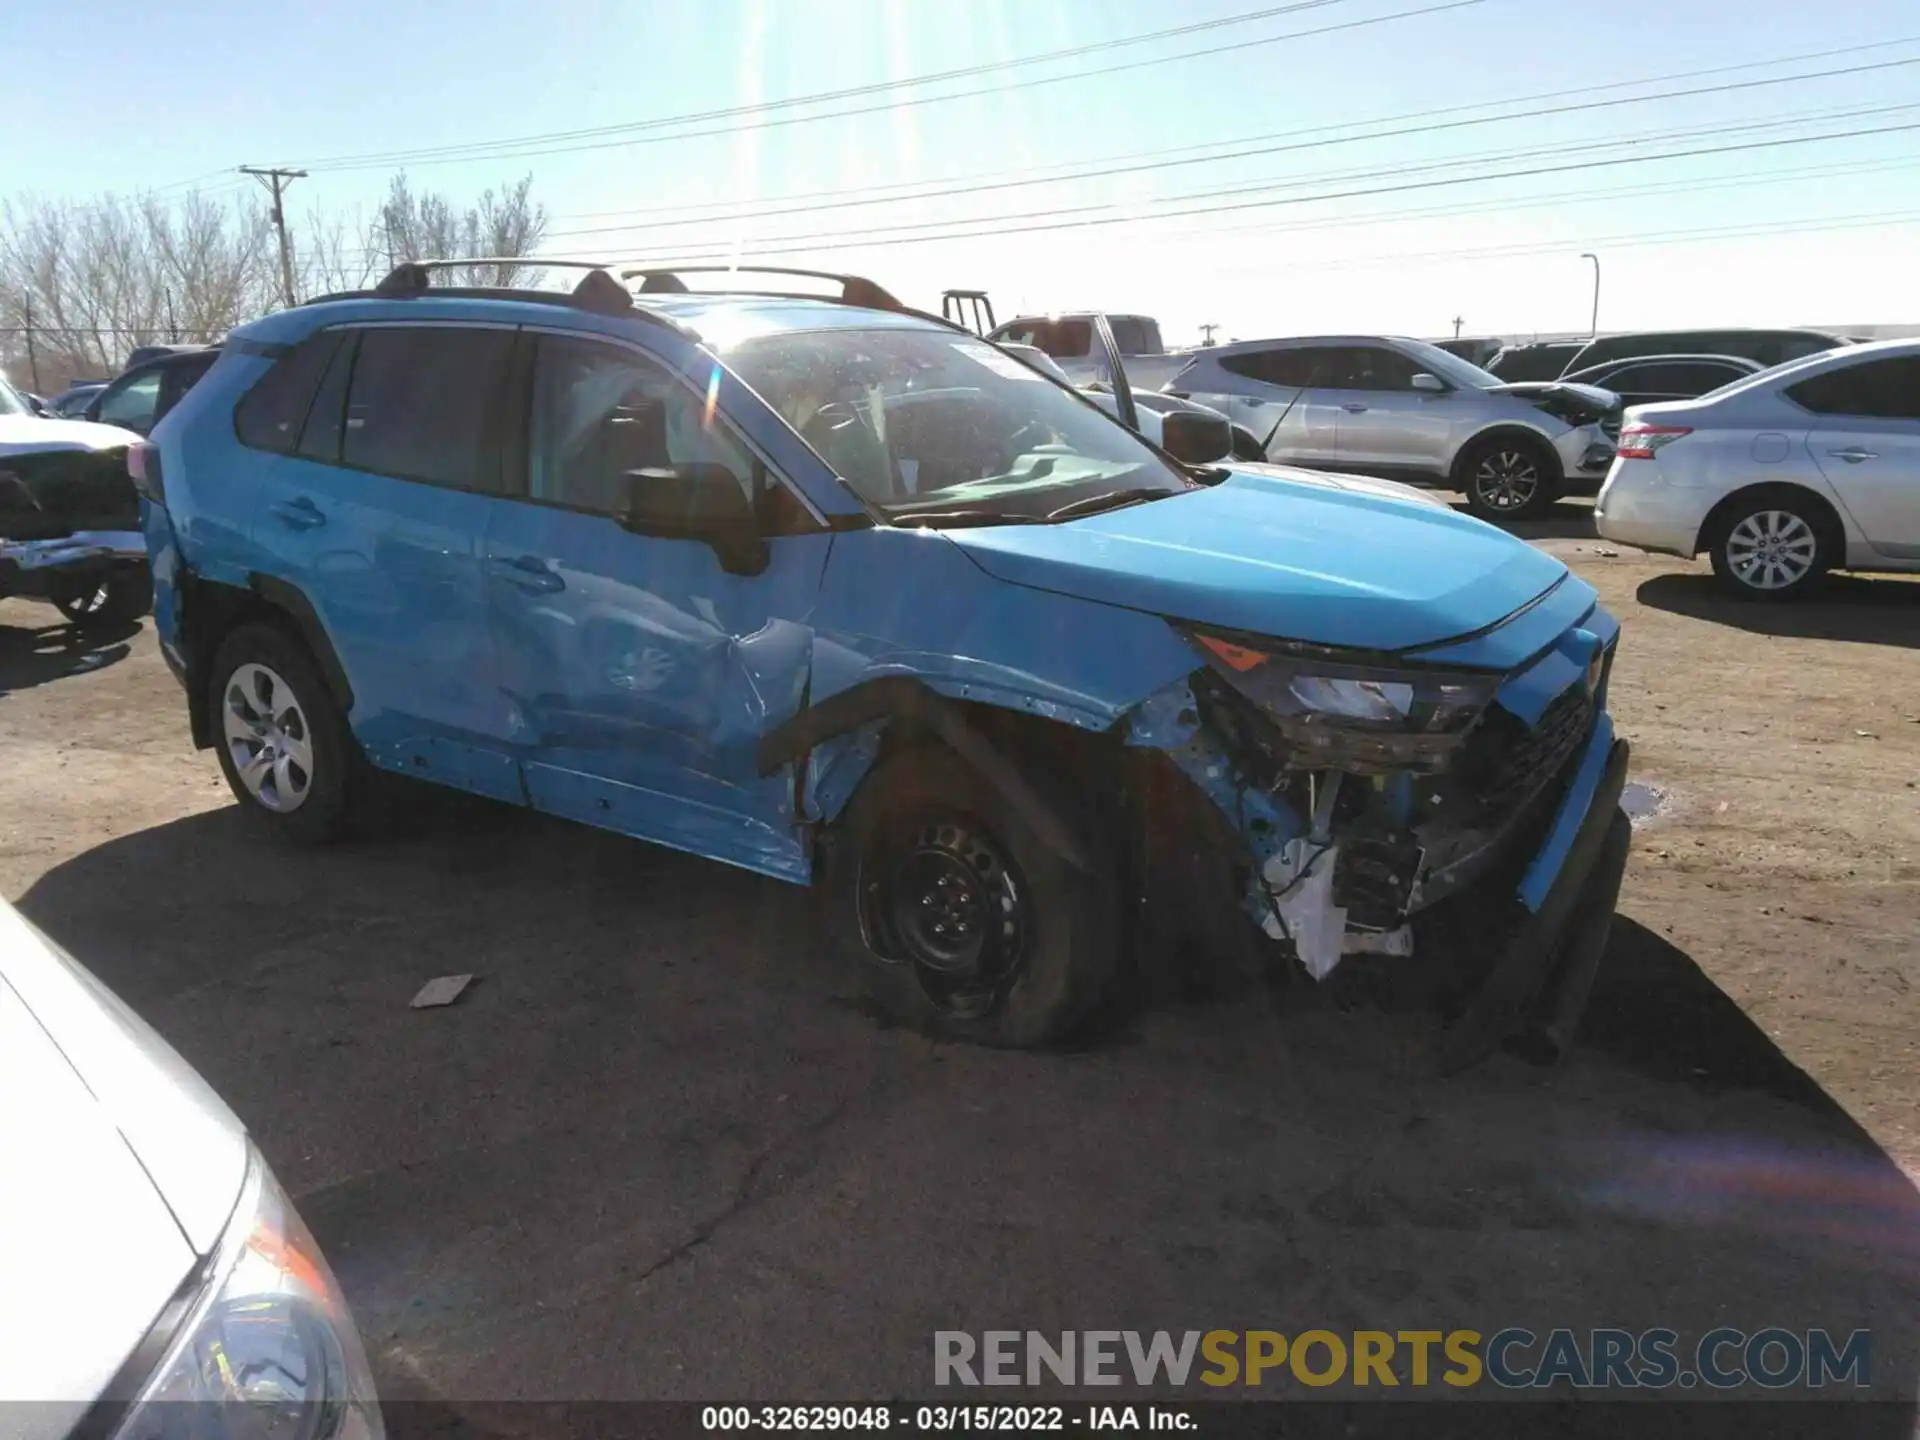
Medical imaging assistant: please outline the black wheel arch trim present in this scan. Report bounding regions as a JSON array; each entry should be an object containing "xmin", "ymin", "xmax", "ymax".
[
  {"xmin": 757, "ymin": 676, "xmax": 1097, "ymax": 874},
  {"xmin": 247, "ymin": 574, "xmax": 355, "ymax": 714}
]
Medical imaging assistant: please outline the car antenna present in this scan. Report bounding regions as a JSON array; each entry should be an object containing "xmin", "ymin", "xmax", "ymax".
[{"xmin": 1259, "ymin": 357, "xmax": 1323, "ymax": 454}]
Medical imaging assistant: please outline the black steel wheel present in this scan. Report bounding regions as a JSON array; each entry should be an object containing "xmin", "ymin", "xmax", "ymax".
[{"xmin": 821, "ymin": 743, "xmax": 1118, "ymax": 1047}]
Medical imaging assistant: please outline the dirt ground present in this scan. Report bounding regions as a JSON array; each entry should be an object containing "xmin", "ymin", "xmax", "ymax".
[{"xmin": 2, "ymin": 508, "xmax": 1917, "ymax": 1420}]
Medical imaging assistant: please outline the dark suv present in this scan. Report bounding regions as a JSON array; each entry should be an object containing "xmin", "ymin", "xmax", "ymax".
[
  {"xmin": 1558, "ymin": 328, "xmax": 1843, "ymax": 376},
  {"xmin": 86, "ymin": 346, "xmax": 220, "ymax": 436}
]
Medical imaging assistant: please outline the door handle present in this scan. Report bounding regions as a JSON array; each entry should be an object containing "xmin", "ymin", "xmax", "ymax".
[
  {"xmin": 1828, "ymin": 447, "xmax": 1879, "ymax": 463},
  {"xmin": 490, "ymin": 555, "xmax": 566, "ymax": 594},
  {"xmin": 1342, "ymin": 402, "xmax": 1369, "ymax": 413},
  {"xmin": 269, "ymin": 497, "xmax": 325, "ymax": 530}
]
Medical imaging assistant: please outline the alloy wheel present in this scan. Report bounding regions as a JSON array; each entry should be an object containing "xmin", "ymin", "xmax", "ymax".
[
  {"xmin": 1473, "ymin": 449, "xmax": 1540, "ymax": 512},
  {"xmin": 222, "ymin": 662, "xmax": 315, "ymax": 813},
  {"xmin": 863, "ymin": 814, "xmax": 1029, "ymax": 1019},
  {"xmin": 53, "ymin": 582, "xmax": 111, "ymax": 620},
  {"xmin": 1725, "ymin": 510, "xmax": 1818, "ymax": 591}
]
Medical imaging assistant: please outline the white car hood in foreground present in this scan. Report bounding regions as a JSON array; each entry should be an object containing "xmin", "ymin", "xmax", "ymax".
[
  {"xmin": 0, "ymin": 414, "xmax": 143, "ymax": 457},
  {"xmin": 0, "ymin": 902, "xmax": 249, "ymax": 1416}
]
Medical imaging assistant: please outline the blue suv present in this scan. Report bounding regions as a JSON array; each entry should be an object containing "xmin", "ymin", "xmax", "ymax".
[{"xmin": 138, "ymin": 263, "xmax": 1631, "ymax": 1061}]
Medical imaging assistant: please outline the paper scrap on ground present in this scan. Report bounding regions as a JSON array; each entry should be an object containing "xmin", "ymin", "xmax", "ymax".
[{"xmin": 411, "ymin": 974, "xmax": 475, "ymax": 1008}]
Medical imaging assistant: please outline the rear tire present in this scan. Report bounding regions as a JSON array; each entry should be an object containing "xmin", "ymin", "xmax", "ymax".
[
  {"xmin": 1459, "ymin": 434, "xmax": 1560, "ymax": 522},
  {"xmin": 819, "ymin": 743, "xmax": 1118, "ymax": 1047},
  {"xmin": 1707, "ymin": 489, "xmax": 1833, "ymax": 600},
  {"xmin": 52, "ymin": 565, "xmax": 151, "ymax": 627},
  {"xmin": 207, "ymin": 622, "xmax": 360, "ymax": 844}
]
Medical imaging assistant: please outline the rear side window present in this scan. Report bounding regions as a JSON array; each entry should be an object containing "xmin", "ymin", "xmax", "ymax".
[
  {"xmin": 235, "ymin": 331, "xmax": 346, "ymax": 453},
  {"xmin": 297, "ymin": 333, "xmax": 359, "ymax": 463},
  {"xmin": 1018, "ymin": 320, "xmax": 1091, "ymax": 359},
  {"xmin": 1109, "ymin": 317, "xmax": 1163, "ymax": 355},
  {"xmin": 341, "ymin": 327, "xmax": 516, "ymax": 491},
  {"xmin": 1219, "ymin": 347, "xmax": 1322, "ymax": 387},
  {"xmin": 96, "ymin": 370, "xmax": 162, "ymax": 432},
  {"xmin": 1786, "ymin": 356, "xmax": 1920, "ymax": 421}
]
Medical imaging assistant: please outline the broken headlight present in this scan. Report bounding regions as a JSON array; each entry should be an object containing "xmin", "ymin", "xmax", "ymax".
[{"xmin": 1182, "ymin": 627, "xmax": 1501, "ymax": 774}]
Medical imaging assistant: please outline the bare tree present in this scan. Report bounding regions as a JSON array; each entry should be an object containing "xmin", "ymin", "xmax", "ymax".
[
  {"xmin": 377, "ymin": 173, "xmax": 547, "ymax": 288},
  {"xmin": 2, "ymin": 174, "xmax": 548, "ymax": 390}
]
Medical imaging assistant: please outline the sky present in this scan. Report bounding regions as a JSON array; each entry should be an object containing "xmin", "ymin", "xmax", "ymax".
[{"xmin": 6, "ymin": 0, "xmax": 1920, "ymax": 347}]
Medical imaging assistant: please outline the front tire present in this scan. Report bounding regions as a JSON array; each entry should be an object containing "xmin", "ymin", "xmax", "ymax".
[
  {"xmin": 1459, "ymin": 434, "xmax": 1559, "ymax": 522},
  {"xmin": 819, "ymin": 744, "xmax": 1118, "ymax": 1047},
  {"xmin": 208, "ymin": 622, "xmax": 359, "ymax": 843},
  {"xmin": 1708, "ymin": 492, "xmax": 1832, "ymax": 600}
]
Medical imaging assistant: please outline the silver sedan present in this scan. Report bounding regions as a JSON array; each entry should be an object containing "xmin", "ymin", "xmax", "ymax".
[{"xmin": 1594, "ymin": 339, "xmax": 1920, "ymax": 598}]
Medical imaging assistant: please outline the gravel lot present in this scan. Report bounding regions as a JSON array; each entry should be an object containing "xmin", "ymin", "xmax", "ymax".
[{"xmin": 2, "ymin": 508, "xmax": 1916, "ymax": 1420}]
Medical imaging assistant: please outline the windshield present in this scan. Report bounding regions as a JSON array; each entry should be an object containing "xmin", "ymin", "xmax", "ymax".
[
  {"xmin": 1396, "ymin": 338, "xmax": 1503, "ymax": 390},
  {"xmin": 0, "ymin": 377, "xmax": 29, "ymax": 417},
  {"xmin": 725, "ymin": 326, "xmax": 1190, "ymax": 524}
]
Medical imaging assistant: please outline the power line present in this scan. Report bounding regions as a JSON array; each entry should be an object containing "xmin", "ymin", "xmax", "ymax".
[
  {"xmin": 291, "ymin": 0, "xmax": 1355, "ymax": 170},
  {"xmin": 526, "ymin": 102, "xmax": 1920, "ymax": 257},
  {"xmin": 540, "ymin": 44, "xmax": 1920, "ymax": 235},
  {"xmin": 528, "ymin": 114, "xmax": 1920, "ymax": 265},
  {"xmin": 297, "ymin": 0, "xmax": 1479, "ymax": 173}
]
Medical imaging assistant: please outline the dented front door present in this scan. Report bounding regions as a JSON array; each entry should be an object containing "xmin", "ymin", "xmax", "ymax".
[{"xmin": 483, "ymin": 330, "xmax": 827, "ymax": 880}]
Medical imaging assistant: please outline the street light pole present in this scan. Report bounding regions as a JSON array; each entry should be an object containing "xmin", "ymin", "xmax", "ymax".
[{"xmin": 1580, "ymin": 252, "xmax": 1601, "ymax": 337}]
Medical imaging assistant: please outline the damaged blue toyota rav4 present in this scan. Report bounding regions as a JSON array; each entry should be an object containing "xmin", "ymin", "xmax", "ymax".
[{"xmin": 137, "ymin": 262, "xmax": 1630, "ymax": 1067}]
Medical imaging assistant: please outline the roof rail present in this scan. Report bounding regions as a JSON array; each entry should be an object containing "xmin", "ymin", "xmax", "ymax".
[
  {"xmin": 617, "ymin": 265, "xmax": 907, "ymax": 313},
  {"xmin": 312, "ymin": 258, "xmax": 650, "ymax": 322}
]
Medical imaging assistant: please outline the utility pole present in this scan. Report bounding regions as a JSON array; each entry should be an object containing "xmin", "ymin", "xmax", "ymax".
[
  {"xmin": 1452, "ymin": 315, "xmax": 1465, "ymax": 339},
  {"xmin": 1199, "ymin": 323, "xmax": 1220, "ymax": 347},
  {"xmin": 164, "ymin": 287, "xmax": 178, "ymax": 343},
  {"xmin": 241, "ymin": 166, "xmax": 308, "ymax": 308},
  {"xmin": 1580, "ymin": 252, "xmax": 1601, "ymax": 337},
  {"xmin": 22, "ymin": 296, "xmax": 41, "ymax": 392}
]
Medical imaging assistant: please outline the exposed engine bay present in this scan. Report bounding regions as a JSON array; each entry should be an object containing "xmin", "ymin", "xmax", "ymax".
[{"xmin": 1125, "ymin": 630, "xmax": 1606, "ymax": 981}]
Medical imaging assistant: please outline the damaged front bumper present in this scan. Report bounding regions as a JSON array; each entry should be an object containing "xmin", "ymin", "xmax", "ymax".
[
  {"xmin": 0, "ymin": 529, "xmax": 147, "ymax": 570},
  {"xmin": 1125, "ymin": 614, "xmax": 1631, "ymax": 1056}
]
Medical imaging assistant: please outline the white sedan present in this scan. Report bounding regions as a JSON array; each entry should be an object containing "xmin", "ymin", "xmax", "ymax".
[
  {"xmin": 1595, "ymin": 339, "xmax": 1920, "ymax": 598},
  {"xmin": 0, "ymin": 898, "xmax": 383, "ymax": 1437}
]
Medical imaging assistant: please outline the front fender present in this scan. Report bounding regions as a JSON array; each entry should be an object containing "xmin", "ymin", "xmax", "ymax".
[
  {"xmin": 778, "ymin": 526, "xmax": 1203, "ymax": 826},
  {"xmin": 809, "ymin": 526, "xmax": 1202, "ymax": 732}
]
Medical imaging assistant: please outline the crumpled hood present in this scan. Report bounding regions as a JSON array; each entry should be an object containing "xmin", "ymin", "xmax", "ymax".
[
  {"xmin": 944, "ymin": 465, "xmax": 1571, "ymax": 652},
  {"xmin": 1486, "ymin": 380, "xmax": 1619, "ymax": 410}
]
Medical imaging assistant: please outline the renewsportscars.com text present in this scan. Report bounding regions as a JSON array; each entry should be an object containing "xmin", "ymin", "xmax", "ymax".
[{"xmin": 934, "ymin": 1328, "xmax": 1872, "ymax": 1391}]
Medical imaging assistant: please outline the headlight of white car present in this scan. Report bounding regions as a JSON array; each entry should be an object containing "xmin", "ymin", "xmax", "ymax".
[{"xmin": 113, "ymin": 1146, "xmax": 381, "ymax": 1440}]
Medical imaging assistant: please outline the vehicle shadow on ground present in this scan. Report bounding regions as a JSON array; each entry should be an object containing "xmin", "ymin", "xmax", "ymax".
[
  {"xmin": 1636, "ymin": 572, "xmax": 1920, "ymax": 650},
  {"xmin": 0, "ymin": 611, "xmax": 138, "ymax": 696},
  {"xmin": 18, "ymin": 801, "xmax": 1920, "ymax": 1419}
]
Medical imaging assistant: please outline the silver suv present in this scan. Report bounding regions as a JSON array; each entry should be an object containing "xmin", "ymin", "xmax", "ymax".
[{"xmin": 1168, "ymin": 335, "xmax": 1622, "ymax": 521}]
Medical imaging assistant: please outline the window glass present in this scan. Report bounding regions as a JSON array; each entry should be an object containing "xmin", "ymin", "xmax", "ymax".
[
  {"xmin": 96, "ymin": 370, "xmax": 162, "ymax": 432},
  {"xmin": 528, "ymin": 334, "xmax": 755, "ymax": 515},
  {"xmin": 1786, "ymin": 356, "xmax": 1920, "ymax": 421},
  {"xmin": 236, "ymin": 331, "xmax": 345, "ymax": 454},
  {"xmin": 726, "ymin": 327, "xmax": 1186, "ymax": 521},
  {"xmin": 342, "ymin": 326, "xmax": 513, "ymax": 490},
  {"xmin": 1329, "ymin": 346, "xmax": 1422, "ymax": 391},
  {"xmin": 1031, "ymin": 320, "xmax": 1092, "ymax": 359},
  {"xmin": 298, "ymin": 332, "xmax": 358, "ymax": 462},
  {"xmin": 1219, "ymin": 348, "xmax": 1321, "ymax": 387},
  {"xmin": 156, "ymin": 351, "xmax": 217, "ymax": 420},
  {"xmin": 1664, "ymin": 362, "xmax": 1746, "ymax": 394},
  {"xmin": 1109, "ymin": 317, "xmax": 1163, "ymax": 355}
]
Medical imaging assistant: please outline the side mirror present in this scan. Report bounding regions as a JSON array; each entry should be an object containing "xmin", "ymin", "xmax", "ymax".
[
  {"xmin": 1411, "ymin": 372, "xmax": 1448, "ymax": 393},
  {"xmin": 616, "ymin": 463, "xmax": 769, "ymax": 576},
  {"xmin": 1159, "ymin": 409, "xmax": 1233, "ymax": 465}
]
